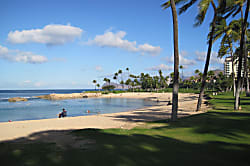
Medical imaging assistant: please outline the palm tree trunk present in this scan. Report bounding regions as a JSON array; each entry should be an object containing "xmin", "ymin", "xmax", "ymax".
[
  {"xmin": 244, "ymin": 37, "xmax": 249, "ymax": 94},
  {"xmin": 170, "ymin": 0, "xmax": 179, "ymax": 121},
  {"xmin": 230, "ymin": 46, "xmax": 236, "ymax": 96},
  {"xmin": 235, "ymin": 0, "xmax": 249, "ymax": 110},
  {"xmin": 196, "ymin": 12, "xmax": 217, "ymax": 111}
]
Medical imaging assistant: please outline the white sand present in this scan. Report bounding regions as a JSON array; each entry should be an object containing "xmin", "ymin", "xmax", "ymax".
[{"xmin": 0, "ymin": 93, "xmax": 208, "ymax": 142}]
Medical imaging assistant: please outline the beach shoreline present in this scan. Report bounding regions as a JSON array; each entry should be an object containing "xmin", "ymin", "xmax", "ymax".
[{"xmin": 0, "ymin": 92, "xmax": 209, "ymax": 142}]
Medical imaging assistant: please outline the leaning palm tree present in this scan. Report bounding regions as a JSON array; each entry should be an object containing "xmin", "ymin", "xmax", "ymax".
[
  {"xmin": 234, "ymin": 0, "xmax": 249, "ymax": 110},
  {"xmin": 162, "ymin": 0, "xmax": 180, "ymax": 121},
  {"xmin": 176, "ymin": 0, "xmax": 225, "ymax": 111}
]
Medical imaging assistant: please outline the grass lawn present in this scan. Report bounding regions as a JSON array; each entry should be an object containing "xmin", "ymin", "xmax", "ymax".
[{"xmin": 0, "ymin": 92, "xmax": 250, "ymax": 166}]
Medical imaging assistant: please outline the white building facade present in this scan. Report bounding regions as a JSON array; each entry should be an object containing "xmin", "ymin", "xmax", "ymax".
[{"xmin": 224, "ymin": 54, "xmax": 250, "ymax": 78}]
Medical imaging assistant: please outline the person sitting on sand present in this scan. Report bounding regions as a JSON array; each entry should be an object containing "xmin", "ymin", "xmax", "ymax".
[{"xmin": 58, "ymin": 108, "xmax": 67, "ymax": 118}]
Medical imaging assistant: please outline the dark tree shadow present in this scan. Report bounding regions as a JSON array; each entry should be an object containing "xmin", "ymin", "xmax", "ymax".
[{"xmin": 0, "ymin": 127, "xmax": 250, "ymax": 166}]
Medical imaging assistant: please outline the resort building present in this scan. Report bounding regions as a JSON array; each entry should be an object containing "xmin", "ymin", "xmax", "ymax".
[
  {"xmin": 224, "ymin": 56, "xmax": 238, "ymax": 77},
  {"xmin": 224, "ymin": 54, "xmax": 250, "ymax": 78}
]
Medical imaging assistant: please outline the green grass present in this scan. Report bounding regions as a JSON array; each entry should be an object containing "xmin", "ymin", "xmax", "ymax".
[{"xmin": 0, "ymin": 92, "xmax": 250, "ymax": 166}]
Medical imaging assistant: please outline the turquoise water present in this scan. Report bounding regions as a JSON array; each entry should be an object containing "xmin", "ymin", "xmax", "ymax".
[{"xmin": 0, "ymin": 90, "xmax": 154, "ymax": 122}]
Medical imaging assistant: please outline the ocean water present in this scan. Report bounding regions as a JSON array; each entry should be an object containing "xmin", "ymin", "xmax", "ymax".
[{"xmin": 0, "ymin": 89, "xmax": 154, "ymax": 122}]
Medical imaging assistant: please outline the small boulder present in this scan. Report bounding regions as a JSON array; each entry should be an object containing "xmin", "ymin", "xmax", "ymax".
[{"xmin": 8, "ymin": 97, "xmax": 28, "ymax": 102}]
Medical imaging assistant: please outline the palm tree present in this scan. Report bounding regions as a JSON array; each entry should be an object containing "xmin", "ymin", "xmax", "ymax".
[
  {"xmin": 165, "ymin": 76, "xmax": 169, "ymax": 88},
  {"xmin": 207, "ymin": 70, "xmax": 215, "ymax": 90},
  {"xmin": 113, "ymin": 75, "xmax": 117, "ymax": 84},
  {"xmin": 158, "ymin": 69, "xmax": 165, "ymax": 89},
  {"xmin": 120, "ymin": 80, "xmax": 124, "ymax": 89},
  {"xmin": 190, "ymin": 76, "xmax": 195, "ymax": 88},
  {"xmin": 194, "ymin": 69, "xmax": 200, "ymax": 74},
  {"xmin": 215, "ymin": 19, "xmax": 242, "ymax": 96},
  {"xmin": 194, "ymin": 69, "xmax": 201, "ymax": 82},
  {"xmin": 180, "ymin": 65, "xmax": 184, "ymax": 81},
  {"xmin": 185, "ymin": 0, "xmax": 219, "ymax": 111},
  {"xmin": 162, "ymin": 0, "xmax": 180, "ymax": 121},
  {"xmin": 176, "ymin": 0, "xmax": 237, "ymax": 111},
  {"xmin": 113, "ymin": 72, "xmax": 118, "ymax": 82},
  {"xmin": 92, "ymin": 80, "xmax": 97, "ymax": 91},
  {"xmin": 126, "ymin": 67, "xmax": 130, "ymax": 80},
  {"xmin": 103, "ymin": 78, "xmax": 110, "ymax": 86},
  {"xmin": 118, "ymin": 69, "xmax": 123, "ymax": 89},
  {"xmin": 96, "ymin": 84, "xmax": 100, "ymax": 91},
  {"xmin": 222, "ymin": 0, "xmax": 249, "ymax": 97},
  {"xmin": 234, "ymin": 0, "xmax": 249, "ymax": 110},
  {"xmin": 125, "ymin": 79, "xmax": 132, "ymax": 89}
]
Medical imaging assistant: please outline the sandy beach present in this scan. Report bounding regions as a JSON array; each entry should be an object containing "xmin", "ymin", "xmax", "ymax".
[{"xmin": 0, "ymin": 93, "xmax": 208, "ymax": 142}]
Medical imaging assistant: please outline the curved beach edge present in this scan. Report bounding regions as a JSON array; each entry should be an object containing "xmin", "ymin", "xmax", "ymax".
[{"xmin": 0, "ymin": 93, "xmax": 209, "ymax": 142}]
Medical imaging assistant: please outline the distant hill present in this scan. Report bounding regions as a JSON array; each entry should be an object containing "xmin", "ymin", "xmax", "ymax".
[{"xmin": 184, "ymin": 69, "xmax": 224, "ymax": 81}]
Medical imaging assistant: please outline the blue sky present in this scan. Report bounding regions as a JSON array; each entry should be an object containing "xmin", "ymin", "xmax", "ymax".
[{"xmin": 0, "ymin": 0, "xmax": 230, "ymax": 89}]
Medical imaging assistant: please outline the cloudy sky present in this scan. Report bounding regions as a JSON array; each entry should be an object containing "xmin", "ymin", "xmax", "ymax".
[{"xmin": 0, "ymin": 0, "xmax": 226, "ymax": 89}]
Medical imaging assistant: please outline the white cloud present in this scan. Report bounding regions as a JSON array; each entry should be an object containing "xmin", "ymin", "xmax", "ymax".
[
  {"xmin": 165, "ymin": 51, "xmax": 196, "ymax": 68},
  {"xmin": 195, "ymin": 51, "xmax": 224, "ymax": 64},
  {"xmin": 147, "ymin": 64, "xmax": 173, "ymax": 71},
  {"xmin": 95, "ymin": 65, "xmax": 103, "ymax": 71},
  {"xmin": 0, "ymin": 45, "xmax": 48, "ymax": 64},
  {"xmin": 8, "ymin": 24, "xmax": 83, "ymax": 46},
  {"xmin": 138, "ymin": 44, "xmax": 161, "ymax": 56},
  {"xmin": 87, "ymin": 30, "xmax": 161, "ymax": 56}
]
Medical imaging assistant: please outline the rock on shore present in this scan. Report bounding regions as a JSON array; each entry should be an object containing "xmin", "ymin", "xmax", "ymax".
[
  {"xmin": 8, "ymin": 97, "xmax": 28, "ymax": 102},
  {"xmin": 36, "ymin": 93, "xmax": 102, "ymax": 100}
]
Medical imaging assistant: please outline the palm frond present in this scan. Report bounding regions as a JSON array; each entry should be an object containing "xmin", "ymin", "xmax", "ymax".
[
  {"xmin": 194, "ymin": 0, "xmax": 210, "ymax": 27},
  {"xmin": 161, "ymin": 0, "xmax": 187, "ymax": 10},
  {"xmin": 161, "ymin": 1, "xmax": 171, "ymax": 9},
  {"xmin": 178, "ymin": 0, "xmax": 198, "ymax": 14}
]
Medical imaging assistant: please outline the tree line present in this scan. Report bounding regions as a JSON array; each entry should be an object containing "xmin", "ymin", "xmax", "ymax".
[
  {"xmin": 162, "ymin": 0, "xmax": 249, "ymax": 121},
  {"xmin": 93, "ymin": 0, "xmax": 249, "ymax": 121}
]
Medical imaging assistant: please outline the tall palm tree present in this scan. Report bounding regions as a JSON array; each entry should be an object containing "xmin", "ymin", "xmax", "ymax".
[
  {"xmin": 92, "ymin": 80, "xmax": 97, "ymax": 90},
  {"xmin": 158, "ymin": 69, "xmax": 165, "ymax": 89},
  {"xmin": 215, "ymin": 19, "xmax": 242, "ymax": 96},
  {"xmin": 118, "ymin": 69, "xmax": 124, "ymax": 89},
  {"xmin": 180, "ymin": 65, "xmax": 184, "ymax": 81},
  {"xmin": 96, "ymin": 84, "xmax": 100, "ymax": 91},
  {"xmin": 234, "ymin": 0, "xmax": 249, "ymax": 110},
  {"xmin": 103, "ymin": 78, "xmax": 110, "ymax": 86},
  {"xmin": 126, "ymin": 67, "xmax": 130, "ymax": 80},
  {"xmin": 176, "ymin": 0, "xmax": 222, "ymax": 111},
  {"xmin": 222, "ymin": 0, "xmax": 249, "ymax": 97},
  {"xmin": 194, "ymin": 69, "xmax": 201, "ymax": 82},
  {"xmin": 162, "ymin": 0, "xmax": 180, "ymax": 121},
  {"xmin": 165, "ymin": 75, "xmax": 169, "ymax": 88}
]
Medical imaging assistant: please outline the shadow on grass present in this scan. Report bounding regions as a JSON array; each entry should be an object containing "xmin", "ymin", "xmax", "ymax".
[
  {"xmin": 107, "ymin": 110, "xmax": 190, "ymax": 122},
  {"xmin": 154, "ymin": 111, "xmax": 250, "ymax": 139},
  {"xmin": 1, "ymin": 111, "xmax": 250, "ymax": 166},
  {"xmin": 1, "ymin": 127, "xmax": 250, "ymax": 166},
  {"xmin": 0, "ymin": 92, "xmax": 249, "ymax": 166}
]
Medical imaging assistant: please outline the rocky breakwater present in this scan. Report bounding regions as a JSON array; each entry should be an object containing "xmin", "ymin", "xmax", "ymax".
[
  {"xmin": 36, "ymin": 93, "xmax": 102, "ymax": 100},
  {"xmin": 8, "ymin": 97, "xmax": 28, "ymax": 102}
]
